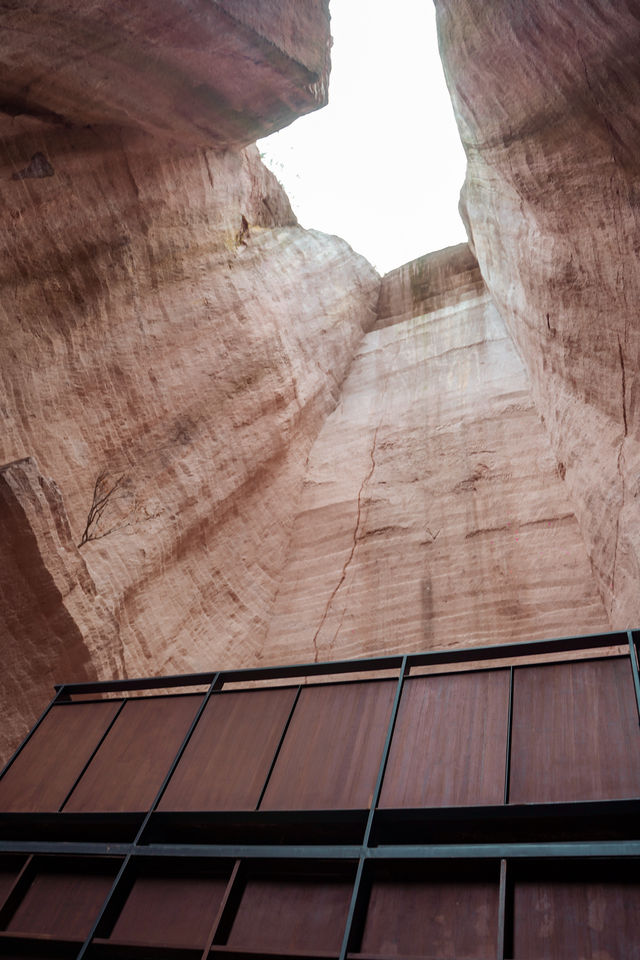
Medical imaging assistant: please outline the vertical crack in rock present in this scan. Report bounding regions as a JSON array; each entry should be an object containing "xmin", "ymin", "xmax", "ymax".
[
  {"xmin": 612, "ymin": 335, "xmax": 628, "ymax": 607},
  {"xmin": 618, "ymin": 336, "xmax": 628, "ymax": 439},
  {"xmin": 309, "ymin": 425, "xmax": 380, "ymax": 661}
]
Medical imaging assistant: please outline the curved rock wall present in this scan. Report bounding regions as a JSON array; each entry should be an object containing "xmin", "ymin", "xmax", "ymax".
[
  {"xmin": 265, "ymin": 249, "xmax": 608, "ymax": 664},
  {"xmin": 0, "ymin": 118, "xmax": 378, "ymax": 760},
  {"xmin": 0, "ymin": 1, "xmax": 329, "ymax": 146},
  {"xmin": 435, "ymin": 0, "xmax": 640, "ymax": 626}
]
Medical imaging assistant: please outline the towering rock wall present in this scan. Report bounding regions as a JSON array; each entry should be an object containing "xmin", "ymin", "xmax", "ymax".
[
  {"xmin": 1, "ymin": 0, "xmax": 627, "ymax": 764},
  {"xmin": 264, "ymin": 247, "xmax": 608, "ymax": 664},
  {"xmin": 0, "ymin": 2, "xmax": 378, "ymax": 762},
  {"xmin": 435, "ymin": 0, "xmax": 640, "ymax": 626}
]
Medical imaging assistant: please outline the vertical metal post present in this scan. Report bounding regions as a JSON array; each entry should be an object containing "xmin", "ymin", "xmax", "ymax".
[
  {"xmin": 497, "ymin": 858, "xmax": 507, "ymax": 960},
  {"xmin": 338, "ymin": 856, "xmax": 366, "ymax": 960},
  {"xmin": 504, "ymin": 667, "xmax": 514, "ymax": 804},
  {"xmin": 133, "ymin": 672, "xmax": 224, "ymax": 844},
  {"xmin": 76, "ymin": 673, "xmax": 223, "ymax": 959},
  {"xmin": 75, "ymin": 854, "xmax": 132, "ymax": 960},
  {"xmin": 255, "ymin": 685, "xmax": 302, "ymax": 809},
  {"xmin": 339, "ymin": 656, "xmax": 408, "ymax": 960},
  {"xmin": 363, "ymin": 655, "xmax": 408, "ymax": 847},
  {"xmin": 200, "ymin": 859, "xmax": 242, "ymax": 957},
  {"xmin": 57, "ymin": 700, "xmax": 127, "ymax": 812},
  {"xmin": 628, "ymin": 631, "xmax": 640, "ymax": 725}
]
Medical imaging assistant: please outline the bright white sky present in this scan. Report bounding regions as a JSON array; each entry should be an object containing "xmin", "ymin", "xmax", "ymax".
[{"xmin": 258, "ymin": 0, "xmax": 467, "ymax": 275}]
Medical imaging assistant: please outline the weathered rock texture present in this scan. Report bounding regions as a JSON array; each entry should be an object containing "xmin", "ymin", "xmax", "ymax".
[
  {"xmin": 374, "ymin": 242, "xmax": 484, "ymax": 330},
  {"xmin": 0, "ymin": 0, "xmax": 628, "ymax": 764},
  {"xmin": 264, "ymin": 248, "xmax": 608, "ymax": 665},
  {"xmin": 435, "ymin": 0, "xmax": 640, "ymax": 627},
  {"xmin": 0, "ymin": 1, "xmax": 330, "ymax": 146},
  {"xmin": 0, "ymin": 106, "xmax": 377, "ymax": 758}
]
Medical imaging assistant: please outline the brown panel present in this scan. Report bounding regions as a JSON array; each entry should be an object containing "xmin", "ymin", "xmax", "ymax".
[
  {"xmin": 509, "ymin": 657, "xmax": 640, "ymax": 803},
  {"xmin": 261, "ymin": 681, "xmax": 396, "ymax": 810},
  {"xmin": 0, "ymin": 702, "xmax": 121, "ymax": 813},
  {"xmin": 64, "ymin": 695, "xmax": 202, "ymax": 813},
  {"xmin": 228, "ymin": 876, "xmax": 352, "ymax": 953},
  {"xmin": 6, "ymin": 868, "xmax": 115, "ymax": 938},
  {"xmin": 379, "ymin": 670, "xmax": 509, "ymax": 808},
  {"xmin": 360, "ymin": 876, "xmax": 499, "ymax": 958},
  {"xmin": 0, "ymin": 859, "xmax": 23, "ymax": 910},
  {"xmin": 513, "ymin": 879, "xmax": 640, "ymax": 958},
  {"xmin": 110, "ymin": 875, "xmax": 228, "ymax": 947},
  {"xmin": 159, "ymin": 687, "xmax": 297, "ymax": 811}
]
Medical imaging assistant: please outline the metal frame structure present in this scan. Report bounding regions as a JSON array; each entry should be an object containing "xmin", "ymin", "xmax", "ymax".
[{"xmin": 0, "ymin": 628, "xmax": 639, "ymax": 959}]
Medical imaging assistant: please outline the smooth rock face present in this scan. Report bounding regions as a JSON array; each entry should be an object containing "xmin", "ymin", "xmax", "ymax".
[
  {"xmin": 264, "ymin": 250, "xmax": 608, "ymax": 664},
  {"xmin": 435, "ymin": 0, "xmax": 640, "ymax": 626},
  {"xmin": 0, "ymin": 1, "xmax": 329, "ymax": 146},
  {"xmin": 0, "ymin": 119, "xmax": 379, "ymax": 758}
]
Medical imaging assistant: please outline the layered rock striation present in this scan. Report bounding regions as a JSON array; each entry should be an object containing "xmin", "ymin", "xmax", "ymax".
[
  {"xmin": 0, "ymin": 125, "xmax": 378, "ymax": 695},
  {"xmin": 0, "ymin": 1, "xmax": 378, "ymax": 760},
  {"xmin": 435, "ymin": 0, "xmax": 640, "ymax": 626},
  {"xmin": 0, "ymin": 1, "xmax": 330, "ymax": 147},
  {"xmin": 0, "ymin": 0, "xmax": 628, "ymax": 764},
  {"xmin": 264, "ymin": 248, "xmax": 608, "ymax": 664}
]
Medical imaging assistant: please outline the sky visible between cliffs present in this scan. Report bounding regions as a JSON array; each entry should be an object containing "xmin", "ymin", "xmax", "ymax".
[{"xmin": 258, "ymin": 0, "xmax": 467, "ymax": 275}]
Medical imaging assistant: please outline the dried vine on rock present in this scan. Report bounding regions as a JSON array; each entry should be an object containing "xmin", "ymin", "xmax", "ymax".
[{"xmin": 78, "ymin": 469, "xmax": 133, "ymax": 547}]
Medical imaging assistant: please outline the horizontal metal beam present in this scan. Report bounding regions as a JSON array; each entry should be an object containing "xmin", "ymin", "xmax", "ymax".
[
  {"xmin": 54, "ymin": 629, "xmax": 629, "ymax": 697},
  {"xmin": 0, "ymin": 839, "xmax": 638, "ymax": 861}
]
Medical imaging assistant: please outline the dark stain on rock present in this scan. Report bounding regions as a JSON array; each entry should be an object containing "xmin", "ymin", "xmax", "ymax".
[{"xmin": 12, "ymin": 152, "xmax": 55, "ymax": 181}]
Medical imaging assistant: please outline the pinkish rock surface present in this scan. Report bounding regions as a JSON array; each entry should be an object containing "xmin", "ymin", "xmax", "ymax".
[
  {"xmin": 0, "ymin": 118, "xmax": 378, "ymax": 760},
  {"xmin": 0, "ymin": 1, "xmax": 330, "ymax": 146},
  {"xmin": 0, "ymin": 0, "xmax": 632, "ymax": 765},
  {"xmin": 435, "ymin": 0, "xmax": 640, "ymax": 627},
  {"xmin": 264, "ymin": 248, "xmax": 608, "ymax": 664}
]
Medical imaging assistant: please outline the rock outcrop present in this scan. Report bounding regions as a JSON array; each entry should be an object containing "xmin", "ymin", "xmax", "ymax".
[
  {"xmin": 0, "ymin": 121, "xmax": 378, "ymax": 697},
  {"xmin": 435, "ymin": 0, "xmax": 640, "ymax": 627},
  {"xmin": 264, "ymin": 248, "xmax": 608, "ymax": 664},
  {"xmin": 0, "ymin": 1, "xmax": 378, "ymax": 761},
  {"xmin": 0, "ymin": 1, "xmax": 330, "ymax": 146}
]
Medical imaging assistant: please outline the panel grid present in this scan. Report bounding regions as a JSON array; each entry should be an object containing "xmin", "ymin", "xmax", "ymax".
[{"xmin": 0, "ymin": 630, "xmax": 638, "ymax": 959}]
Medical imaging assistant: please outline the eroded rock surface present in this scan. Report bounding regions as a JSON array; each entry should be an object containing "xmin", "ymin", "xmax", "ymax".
[
  {"xmin": 436, "ymin": 0, "xmax": 640, "ymax": 626},
  {"xmin": 0, "ymin": 119, "xmax": 378, "ymax": 758},
  {"xmin": 0, "ymin": 1, "xmax": 330, "ymax": 146},
  {"xmin": 264, "ymin": 249, "xmax": 608, "ymax": 664}
]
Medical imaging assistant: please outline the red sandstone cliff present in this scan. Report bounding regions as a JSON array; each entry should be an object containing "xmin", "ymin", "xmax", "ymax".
[
  {"xmin": 265, "ymin": 247, "xmax": 608, "ymax": 664},
  {"xmin": 435, "ymin": 0, "xmax": 640, "ymax": 628},
  {"xmin": 0, "ymin": 2, "xmax": 379, "ymax": 761},
  {"xmin": 0, "ymin": 0, "xmax": 627, "ymax": 763}
]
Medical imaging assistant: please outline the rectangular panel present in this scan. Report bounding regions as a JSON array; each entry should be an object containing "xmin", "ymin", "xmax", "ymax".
[
  {"xmin": 0, "ymin": 702, "xmax": 121, "ymax": 812},
  {"xmin": 64, "ymin": 695, "xmax": 202, "ymax": 813},
  {"xmin": 510, "ymin": 657, "xmax": 640, "ymax": 803},
  {"xmin": 0, "ymin": 858, "xmax": 24, "ymax": 910},
  {"xmin": 110, "ymin": 874, "xmax": 228, "ymax": 947},
  {"xmin": 360, "ymin": 865, "xmax": 499, "ymax": 958},
  {"xmin": 513, "ymin": 876, "xmax": 640, "ymax": 958},
  {"xmin": 379, "ymin": 670, "xmax": 509, "ymax": 808},
  {"xmin": 228, "ymin": 874, "xmax": 352, "ymax": 954},
  {"xmin": 261, "ymin": 681, "xmax": 396, "ymax": 810},
  {"xmin": 6, "ymin": 865, "xmax": 116, "ymax": 938},
  {"xmin": 159, "ymin": 687, "xmax": 297, "ymax": 811}
]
